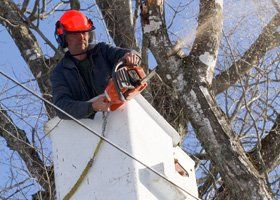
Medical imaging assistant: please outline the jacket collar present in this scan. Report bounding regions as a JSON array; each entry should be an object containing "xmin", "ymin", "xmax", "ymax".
[{"xmin": 63, "ymin": 43, "xmax": 98, "ymax": 69}]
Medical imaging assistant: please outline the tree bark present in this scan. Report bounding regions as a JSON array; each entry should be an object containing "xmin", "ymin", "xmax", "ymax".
[
  {"xmin": 0, "ymin": 0, "xmax": 57, "ymax": 117},
  {"xmin": 183, "ymin": 84, "xmax": 272, "ymax": 199},
  {"xmin": 96, "ymin": 0, "xmax": 138, "ymax": 49},
  {"xmin": 247, "ymin": 114, "xmax": 280, "ymax": 174},
  {"xmin": 180, "ymin": 0, "xmax": 273, "ymax": 198},
  {"xmin": 0, "ymin": 107, "xmax": 55, "ymax": 199},
  {"xmin": 0, "ymin": 1, "xmax": 59, "ymax": 199},
  {"xmin": 139, "ymin": 0, "xmax": 188, "ymax": 137}
]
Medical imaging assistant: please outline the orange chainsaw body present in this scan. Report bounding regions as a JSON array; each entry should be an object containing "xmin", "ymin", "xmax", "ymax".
[{"xmin": 105, "ymin": 66, "xmax": 148, "ymax": 111}]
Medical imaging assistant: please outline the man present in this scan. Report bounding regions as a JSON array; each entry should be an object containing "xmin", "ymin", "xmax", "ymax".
[{"xmin": 51, "ymin": 10, "xmax": 140, "ymax": 119}]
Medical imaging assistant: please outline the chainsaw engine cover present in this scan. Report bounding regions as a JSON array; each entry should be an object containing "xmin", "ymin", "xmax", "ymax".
[{"xmin": 105, "ymin": 65, "xmax": 148, "ymax": 111}]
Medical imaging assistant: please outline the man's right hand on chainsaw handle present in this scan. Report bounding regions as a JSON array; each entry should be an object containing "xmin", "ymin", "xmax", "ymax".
[
  {"xmin": 122, "ymin": 52, "xmax": 141, "ymax": 66},
  {"xmin": 91, "ymin": 94, "xmax": 111, "ymax": 112}
]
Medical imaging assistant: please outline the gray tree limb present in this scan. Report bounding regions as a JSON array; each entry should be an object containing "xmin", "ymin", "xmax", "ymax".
[
  {"xmin": 139, "ymin": 0, "xmax": 187, "ymax": 137},
  {"xmin": 0, "ymin": 107, "xmax": 55, "ymax": 199},
  {"xmin": 96, "ymin": 0, "xmax": 137, "ymax": 49},
  {"xmin": 248, "ymin": 114, "xmax": 280, "ymax": 174},
  {"xmin": 216, "ymin": 113, "xmax": 280, "ymax": 198},
  {"xmin": 212, "ymin": 13, "xmax": 280, "ymax": 94},
  {"xmin": 184, "ymin": 85, "xmax": 272, "ymax": 199},
  {"xmin": 138, "ymin": 1, "xmax": 279, "ymax": 177},
  {"xmin": 180, "ymin": 0, "xmax": 272, "ymax": 198}
]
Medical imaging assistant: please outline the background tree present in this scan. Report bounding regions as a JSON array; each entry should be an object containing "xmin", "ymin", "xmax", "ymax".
[{"xmin": 0, "ymin": 0, "xmax": 279, "ymax": 199}]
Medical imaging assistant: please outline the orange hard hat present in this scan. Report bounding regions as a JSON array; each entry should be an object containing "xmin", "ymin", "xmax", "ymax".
[{"xmin": 56, "ymin": 10, "xmax": 94, "ymax": 35}]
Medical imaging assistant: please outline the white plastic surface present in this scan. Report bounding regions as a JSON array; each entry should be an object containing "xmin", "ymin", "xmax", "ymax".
[{"xmin": 45, "ymin": 95, "xmax": 198, "ymax": 200}]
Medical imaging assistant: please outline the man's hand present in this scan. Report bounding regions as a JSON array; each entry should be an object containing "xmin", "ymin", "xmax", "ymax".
[
  {"xmin": 122, "ymin": 52, "xmax": 140, "ymax": 66},
  {"xmin": 92, "ymin": 94, "xmax": 111, "ymax": 112}
]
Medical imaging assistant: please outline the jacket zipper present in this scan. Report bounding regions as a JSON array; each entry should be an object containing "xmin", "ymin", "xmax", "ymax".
[
  {"xmin": 88, "ymin": 55, "xmax": 98, "ymax": 96},
  {"xmin": 75, "ymin": 67, "xmax": 91, "ymax": 99}
]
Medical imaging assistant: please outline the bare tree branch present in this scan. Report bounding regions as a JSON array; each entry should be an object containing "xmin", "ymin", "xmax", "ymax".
[
  {"xmin": 0, "ymin": 106, "xmax": 55, "ymax": 199},
  {"xmin": 198, "ymin": 165, "xmax": 219, "ymax": 198},
  {"xmin": 0, "ymin": 0, "xmax": 59, "ymax": 117},
  {"xmin": 70, "ymin": 0, "xmax": 80, "ymax": 10},
  {"xmin": 248, "ymin": 114, "xmax": 280, "ymax": 174},
  {"xmin": 28, "ymin": 0, "xmax": 39, "ymax": 21},
  {"xmin": 41, "ymin": 0, "xmax": 46, "ymax": 14},
  {"xmin": 213, "ymin": 13, "xmax": 280, "ymax": 94},
  {"xmin": 21, "ymin": 0, "xmax": 30, "ymax": 13},
  {"xmin": 140, "ymin": 0, "xmax": 182, "ymax": 80}
]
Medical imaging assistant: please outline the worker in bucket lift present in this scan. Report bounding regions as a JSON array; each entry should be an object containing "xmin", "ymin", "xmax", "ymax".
[{"xmin": 51, "ymin": 10, "xmax": 140, "ymax": 119}]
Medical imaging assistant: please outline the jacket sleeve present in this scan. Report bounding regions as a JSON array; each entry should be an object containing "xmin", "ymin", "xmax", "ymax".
[
  {"xmin": 98, "ymin": 42, "xmax": 140, "ymax": 67},
  {"xmin": 50, "ymin": 66, "xmax": 95, "ymax": 120}
]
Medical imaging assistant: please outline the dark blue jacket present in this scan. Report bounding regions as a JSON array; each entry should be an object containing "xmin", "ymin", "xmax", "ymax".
[{"xmin": 50, "ymin": 42, "xmax": 131, "ymax": 119}]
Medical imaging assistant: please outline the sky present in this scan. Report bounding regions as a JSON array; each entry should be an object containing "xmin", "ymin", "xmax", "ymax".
[{"xmin": 0, "ymin": 0, "xmax": 278, "ymax": 199}]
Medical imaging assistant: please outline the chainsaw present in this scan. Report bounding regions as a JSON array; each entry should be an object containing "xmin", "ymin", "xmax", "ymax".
[{"xmin": 104, "ymin": 60, "xmax": 156, "ymax": 111}]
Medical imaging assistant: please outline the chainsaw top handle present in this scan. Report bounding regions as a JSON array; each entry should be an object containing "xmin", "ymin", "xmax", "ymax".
[
  {"xmin": 114, "ymin": 60, "xmax": 124, "ymax": 72},
  {"xmin": 114, "ymin": 52, "xmax": 142, "ymax": 72}
]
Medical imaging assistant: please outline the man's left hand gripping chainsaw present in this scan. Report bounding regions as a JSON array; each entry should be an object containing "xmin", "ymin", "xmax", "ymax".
[{"xmin": 104, "ymin": 60, "xmax": 156, "ymax": 111}]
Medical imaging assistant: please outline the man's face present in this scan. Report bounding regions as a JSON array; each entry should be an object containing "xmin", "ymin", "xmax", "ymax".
[{"xmin": 65, "ymin": 32, "xmax": 89, "ymax": 55}]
